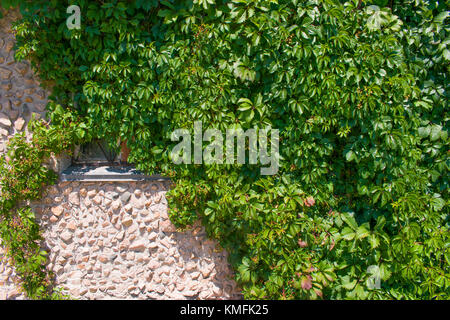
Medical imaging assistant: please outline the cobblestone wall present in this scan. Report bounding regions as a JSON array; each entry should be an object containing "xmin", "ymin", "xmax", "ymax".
[
  {"xmin": 1, "ymin": 180, "xmax": 241, "ymax": 300},
  {"xmin": 0, "ymin": 9, "xmax": 240, "ymax": 300},
  {"xmin": 29, "ymin": 181, "xmax": 240, "ymax": 300},
  {"xmin": 0, "ymin": 8, "xmax": 51, "ymax": 300},
  {"xmin": 0, "ymin": 9, "xmax": 48, "ymax": 153}
]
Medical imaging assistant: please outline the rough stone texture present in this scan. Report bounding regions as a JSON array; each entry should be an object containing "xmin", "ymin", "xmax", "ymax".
[
  {"xmin": 22, "ymin": 181, "xmax": 239, "ymax": 300},
  {"xmin": 1, "ymin": 181, "xmax": 241, "ymax": 300},
  {"xmin": 0, "ymin": 246, "xmax": 27, "ymax": 300},
  {"xmin": 0, "ymin": 9, "xmax": 241, "ymax": 300},
  {"xmin": 0, "ymin": 8, "xmax": 51, "ymax": 300},
  {"xmin": 0, "ymin": 9, "xmax": 50, "ymax": 155}
]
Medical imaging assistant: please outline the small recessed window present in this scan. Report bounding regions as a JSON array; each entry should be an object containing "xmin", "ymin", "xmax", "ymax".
[
  {"xmin": 72, "ymin": 139, "xmax": 129, "ymax": 166},
  {"xmin": 62, "ymin": 140, "xmax": 162, "ymax": 182}
]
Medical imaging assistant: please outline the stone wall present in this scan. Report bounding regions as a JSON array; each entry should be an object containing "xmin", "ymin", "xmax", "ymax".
[
  {"xmin": 0, "ymin": 9, "xmax": 241, "ymax": 300},
  {"xmin": 29, "ymin": 181, "xmax": 240, "ymax": 300},
  {"xmin": 0, "ymin": 8, "xmax": 52, "ymax": 300},
  {"xmin": 0, "ymin": 9, "xmax": 48, "ymax": 153},
  {"xmin": 1, "ymin": 179, "xmax": 241, "ymax": 300}
]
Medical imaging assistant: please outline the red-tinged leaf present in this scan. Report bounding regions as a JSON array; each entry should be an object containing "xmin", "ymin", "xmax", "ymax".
[
  {"xmin": 301, "ymin": 275, "xmax": 313, "ymax": 290},
  {"xmin": 304, "ymin": 196, "xmax": 315, "ymax": 207},
  {"xmin": 306, "ymin": 266, "xmax": 317, "ymax": 273},
  {"xmin": 298, "ymin": 239, "xmax": 308, "ymax": 247},
  {"xmin": 329, "ymin": 239, "xmax": 335, "ymax": 251},
  {"xmin": 314, "ymin": 288, "xmax": 323, "ymax": 298}
]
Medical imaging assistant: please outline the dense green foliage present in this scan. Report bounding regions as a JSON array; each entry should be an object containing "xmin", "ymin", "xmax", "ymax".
[
  {"xmin": 0, "ymin": 115, "xmax": 77, "ymax": 299},
  {"xmin": 1, "ymin": 0, "xmax": 448, "ymax": 299}
]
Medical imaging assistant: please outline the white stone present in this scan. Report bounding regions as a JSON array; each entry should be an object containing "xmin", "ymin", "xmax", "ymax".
[
  {"xmin": 0, "ymin": 127, "xmax": 8, "ymax": 137},
  {"xmin": 0, "ymin": 113, "xmax": 11, "ymax": 127},
  {"xmin": 115, "ymin": 231, "xmax": 125, "ymax": 241},
  {"xmin": 68, "ymin": 192, "xmax": 80, "ymax": 205},
  {"xmin": 148, "ymin": 232, "xmax": 158, "ymax": 241},
  {"xmin": 14, "ymin": 117, "xmax": 25, "ymax": 131},
  {"xmin": 129, "ymin": 240, "xmax": 146, "ymax": 252},
  {"xmin": 51, "ymin": 206, "xmax": 64, "ymax": 217},
  {"xmin": 61, "ymin": 231, "xmax": 72, "ymax": 243}
]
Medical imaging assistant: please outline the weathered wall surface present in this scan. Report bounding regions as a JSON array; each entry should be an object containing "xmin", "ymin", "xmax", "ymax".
[
  {"xmin": 29, "ymin": 181, "xmax": 240, "ymax": 300},
  {"xmin": 0, "ymin": 8, "xmax": 52, "ymax": 300},
  {"xmin": 1, "ymin": 180, "xmax": 241, "ymax": 300},
  {"xmin": 0, "ymin": 10, "xmax": 240, "ymax": 300},
  {"xmin": 0, "ymin": 9, "xmax": 48, "ymax": 153}
]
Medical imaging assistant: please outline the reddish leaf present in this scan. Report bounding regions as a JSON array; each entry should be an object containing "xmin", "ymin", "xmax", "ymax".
[
  {"xmin": 304, "ymin": 196, "xmax": 315, "ymax": 207},
  {"xmin": 301, "ymin": 275, "xmax": 313, "ymax": 290},
  {"xmin": 298, "ymin": 239, "xmax": 308, "ymax": 247},
  {"xmin": 314, "ymin": 288, "xmax": 323, "ymax": 298}
]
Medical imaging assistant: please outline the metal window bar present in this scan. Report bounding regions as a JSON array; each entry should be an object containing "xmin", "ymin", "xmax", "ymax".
[{"xmin": 72, "ymin": 139, "xmax": 124, "ymax": 166}]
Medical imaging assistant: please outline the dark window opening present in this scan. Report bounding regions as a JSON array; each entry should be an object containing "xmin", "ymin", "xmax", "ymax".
[{"xmin": 72, "ymin": 139, "xmax": 129, "ymax": 166}]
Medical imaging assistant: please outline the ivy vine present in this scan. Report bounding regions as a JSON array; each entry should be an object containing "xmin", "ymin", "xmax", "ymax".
[{"xmin": 0, "ymin": 114, "xmax": 80, "ymax": 299}]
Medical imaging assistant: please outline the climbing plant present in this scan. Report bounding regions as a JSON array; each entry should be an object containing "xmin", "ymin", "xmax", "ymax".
[
  {"xmin": 0, "ymin": 112, "xmax": 80, "ymax": 299},
  {"xmin": 1, "ymin": 0, "xmax": 448, "ymax": 299}
]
